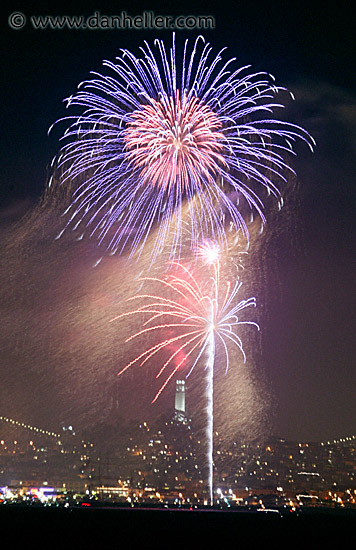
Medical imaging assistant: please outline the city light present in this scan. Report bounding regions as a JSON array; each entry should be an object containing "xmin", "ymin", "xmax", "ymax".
[{"xmin": 1, "ymin": 413, "xmax": 356, "ymax": 510}]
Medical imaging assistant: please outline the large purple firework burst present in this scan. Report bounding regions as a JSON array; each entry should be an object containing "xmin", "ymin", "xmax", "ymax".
[{"xmin": 52, "ymin": 34, "xmax": 314, "ymax": 261}]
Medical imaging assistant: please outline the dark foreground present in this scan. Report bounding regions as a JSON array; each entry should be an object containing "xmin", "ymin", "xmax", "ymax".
[{"xmin": 1, "ymin": 506, "xmax": 354, "ymax": 545}]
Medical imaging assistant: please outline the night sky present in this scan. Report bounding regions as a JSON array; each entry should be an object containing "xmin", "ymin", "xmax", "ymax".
[{"xmin": 1, "ymin": 0, "xmax": 355, "ymax": 443}]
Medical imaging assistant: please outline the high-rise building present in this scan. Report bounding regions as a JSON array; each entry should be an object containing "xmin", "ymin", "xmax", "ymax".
[{"xmin": 174, "ymin": 380, "xmax": 186, "ymax": 421}]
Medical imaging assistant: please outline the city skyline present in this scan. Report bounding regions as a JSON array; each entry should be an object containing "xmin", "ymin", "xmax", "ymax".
[{"xmin": 2, "ymin": 406, "xmax": 356, "ymax": 511}]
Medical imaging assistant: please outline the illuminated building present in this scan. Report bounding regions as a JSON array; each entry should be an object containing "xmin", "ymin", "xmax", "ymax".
[{"xmin": 174, "ymin": 380, "xmax": 186, "ymax": 422}]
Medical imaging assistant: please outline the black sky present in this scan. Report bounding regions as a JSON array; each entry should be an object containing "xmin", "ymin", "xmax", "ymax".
[{"xmin": 1, "ymin": 1, "xmax": 356, "ymax": 442}]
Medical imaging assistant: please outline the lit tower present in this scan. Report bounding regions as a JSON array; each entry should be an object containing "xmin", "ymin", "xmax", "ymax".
[{"xmin": 174, "ymin": 380, "xmax": 186, "ymax": 421}]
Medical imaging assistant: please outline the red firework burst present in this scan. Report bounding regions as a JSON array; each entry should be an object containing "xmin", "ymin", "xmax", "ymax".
[{"xmin": 124, "ymin": 90, "xmax": 226, "ymax": 193}]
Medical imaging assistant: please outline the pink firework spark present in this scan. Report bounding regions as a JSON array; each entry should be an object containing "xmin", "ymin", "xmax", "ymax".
[{"xmin": 110, "ymin": 262, "xmax": 258, "ymax": 403}]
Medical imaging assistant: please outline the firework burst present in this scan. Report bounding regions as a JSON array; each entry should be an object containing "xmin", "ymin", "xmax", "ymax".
[
  {"xmin": 52, "ymin": 35, "xmax": 314, "ymax": 262},
  {"xmin": 110, "ymin": 253, "xmax": 258, "ymax": 503},
  {"xmin": 110, "ymin": 260, "xmax": 258, "ymax": 402}
]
